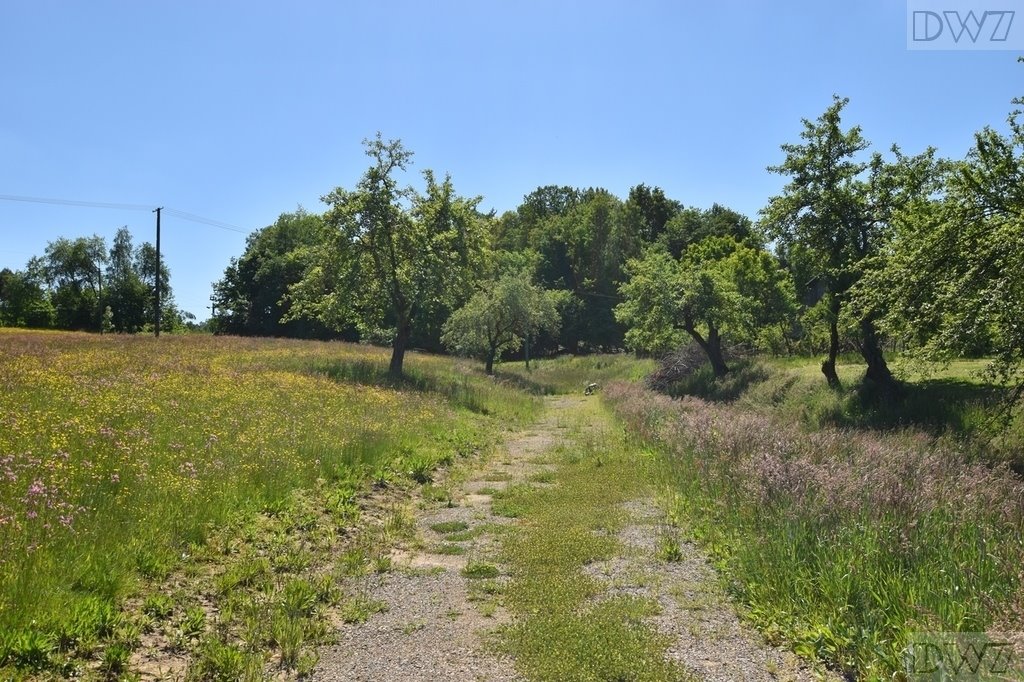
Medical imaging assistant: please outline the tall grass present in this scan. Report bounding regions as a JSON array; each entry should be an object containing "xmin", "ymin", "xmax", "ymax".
[
  {"xmin": 606, "ymin": 381, "xmax": 1024, "ymax": 679},
  {"xmin": 0, "ymin": 330, "xmax": 537, "ymax": 674},
  {"xmin": 663, "ymin": 355, "xmax": 1024, "ymax": 470}
]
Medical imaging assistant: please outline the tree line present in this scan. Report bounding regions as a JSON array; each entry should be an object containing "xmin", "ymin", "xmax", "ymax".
[
  {"xmin": 208, "ymin": 80, "xmax": 1024, "ymax": 388},
  {"xmin": 0, "ymin": 227, "xmax": 192, "ymax": 333},
  {"xmin": 208, "ymin": 134, "xmax": 776, "ymax": 377},
  {"xmin": 5, "ymin": 80, "xmax": 1021, "ymax": 391}
]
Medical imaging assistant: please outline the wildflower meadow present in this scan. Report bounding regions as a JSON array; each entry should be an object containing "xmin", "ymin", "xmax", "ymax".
[{"xmin": 0, "ymin": 329, "xmax": 536, "ymax": 676}]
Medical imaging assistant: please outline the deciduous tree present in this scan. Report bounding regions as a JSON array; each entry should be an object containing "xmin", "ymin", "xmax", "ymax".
[
  {"xmin": 441, "ymin": 270, "xmax": 560, "ymax": 374},
  {"xmin": 616, "ymin": 237, "xmax": 795, "ymax": 376},
  {"xmin": 289, "ymin": 135, "xmax": 489, "ymax": 377},
  {"xmin": 761, "ymin": 96, "xmax": 916, "ymax": 392}
]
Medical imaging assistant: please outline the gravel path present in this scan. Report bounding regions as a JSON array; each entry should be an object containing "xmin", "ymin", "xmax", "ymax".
[
  {"xmin": 587, "ymin": 500, "xmax": 839, "ymax": 682},
  {"xmin": 311, "ymin": 400, "xmax": 565, "ymax": 681},
  {"xmin": 314, "ymin": 396, "xmax": 837, "ymax": 681}
]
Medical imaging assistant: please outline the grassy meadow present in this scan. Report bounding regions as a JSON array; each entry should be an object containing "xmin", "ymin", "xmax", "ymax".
[
  {"xmin": 0, "ymin": 329, "xmax": 537, "ymax": 678},
  {"xmin": 606, "ymin": 355, "xmax": 1024, "ymax": 679},
  {"xmin": 497, "ymin": 353, "xmax": 656, "ymax": 395},
  {"xmin": 4, "ymin": 332, "xmax": 1024, "ymax": 680}
]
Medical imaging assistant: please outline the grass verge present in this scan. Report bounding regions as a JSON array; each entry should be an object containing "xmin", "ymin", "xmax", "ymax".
[
  {"xmin": 607, "ymin": 380, "xmax": 1024, "ymax": 679},
  {"xmin": 498, "ymin": 354, "xmax": 655, "ymax": 395}
]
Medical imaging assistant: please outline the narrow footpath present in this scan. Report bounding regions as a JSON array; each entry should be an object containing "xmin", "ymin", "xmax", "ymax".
[{"xmin": 313, "ymin": 395, "xmax": 834, "ymax": 682}]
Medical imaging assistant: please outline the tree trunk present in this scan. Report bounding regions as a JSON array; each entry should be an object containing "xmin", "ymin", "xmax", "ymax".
[
  {"xmin": 485, "ymin": 347, "xmax": 496, "ymax": 376},
  {"xmin": 822, "ymin": 298, "xmax": 841, "ymax": 388},
  {"xmin": 860, "ymin": 316, "xmax": 898, "ymax": 392},
  {"xmin": 389, "ymin": 318, "xmax": 411, "ymax": 378},
  {"xmin": 706, "ymin": 326, "xmax": 729, "ymax": 378},
  {"xmin": 685, "ymin": 323, "xmax": 729, "ymax": 378}
]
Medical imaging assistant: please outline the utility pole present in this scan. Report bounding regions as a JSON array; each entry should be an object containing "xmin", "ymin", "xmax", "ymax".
[{"xmin": 153, "ymin": 207, "xmax": 162, "ymax": 337}]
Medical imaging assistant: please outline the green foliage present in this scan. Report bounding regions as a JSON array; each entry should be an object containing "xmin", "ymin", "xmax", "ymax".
[
  {"xmin": 0, "ymin": 267, "xmax": 53, "ymax": 328},
  {"xmin": 289, "ymin": 134, "xmax": 490, "ymax": 376},
  {"xmin": 0, "ymin": 629, "xmax": 54, "ymax": 671},
  {"xmin": 623, "ymin": 183, "xmax": 680, "ymax": 243},
  {"xmin": 761, "ymin": 96, "xmax": 939, "ymax": 389},
  {"xmin": 616, "ymin": 237, "xmax": 795, "ymax": 375},
  {"xmin": 104, "ymin": 227, "xmax": 150, "ymax": 333},
  {"xmin": 99, "ymin": 641, "xmax": 132, "ymax": 677},
  {"xmin": 615, "ymin": 250, "xmax": 685, "ymax": 355},
  {"xmin": 212, "ymin": 209, "xmax": 337, "ymax": 339},
  {"xmin": 659, "ymin": 203, "xmax": 759, "ymax": 259},
  {"xmin": 656, "ymin": 533, "xmax": 683, "ymax": 563},
  {"xmin": 186, "ymin": 637, "xmax": 250, "ymax": 682},
  {"xmin": 854, "ymin": 84, "xmax": 1024, "ymax": 386},
  {"xmin": 403, "ymin": 454, "xmax": 435, "ymax": 484},
  {"xmin": 497, "ymin": 185, "xmax": 647, "ymax": 353},
  {"xmin": 141, "ymin": 594, "xmax": 175, "ymax": 621},
  {"xmin": 1, "ymin": 228, "xmax": 190, "ymax": 333},
  {"xmin": 179, "ymin": 606, "xmax": 207, "ymax": 640},
  {"xmin": 441, "ymin": 268, "xmax": 560, "ymax": 374}
]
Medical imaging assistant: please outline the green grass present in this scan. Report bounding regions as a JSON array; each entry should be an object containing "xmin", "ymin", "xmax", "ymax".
[
  {"xmin": 0, "ymin": 330, "xmax": 539, "ymax": 677},
  {"xmin": 461, "ymin": 561, "xmax": 501, "ymax": 579},
  {"xmin": 496, "ymin": 399, "xmax": 690, "ymax": 681},
  {"xmin": 664, "ymin": 353, "xmax": 1024, "ymax": 469},
  {"xmin": 499, "ymin": 353, "xmax": 656, "ymax": 395},
  {"xmin": 429, "ymin": 520, "xmax": 469, "ymax": 534},
  {"xmin": 608, "ymin": 376, "xmax": 1024, "ymax": 680}
]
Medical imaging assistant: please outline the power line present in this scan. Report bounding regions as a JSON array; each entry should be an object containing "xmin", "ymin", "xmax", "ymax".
[
  {"xmin": 162, "ymin": 208, "xmax": 248, "ymax": 234},
  {"xmin": 0, "ymin": 194, "xmax": 153, "ymax": 212},
  {"xmin": 0, "ymin": 193, "xmax": 252, "ymax": 235}
]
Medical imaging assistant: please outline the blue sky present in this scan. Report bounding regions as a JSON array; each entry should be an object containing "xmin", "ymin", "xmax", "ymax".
[{"xmin": 1, "ymin": 0, "xmax": 1021, "ymax": 320}]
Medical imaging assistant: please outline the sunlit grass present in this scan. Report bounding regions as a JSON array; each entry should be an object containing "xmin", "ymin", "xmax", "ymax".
[
  {"xmin": 608, "ymin": 380, "xmax": 1024, "ymax": 679},
  {"xmin": 497, "ymin": 399, "xmax": 690, "ymax": 681},
  {"xmin": 499, "ymin": 353, "xmax": 655, "ymax": 395},
  {"xmin": 0, "ymin": 329, "xmax": 538, "ymax": 675}
]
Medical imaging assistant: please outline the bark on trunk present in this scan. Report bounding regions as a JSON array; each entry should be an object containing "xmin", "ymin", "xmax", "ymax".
[
  {"xmin": 686, "ymin": 323, "xmax": 729, "ymax": 378},
  {"xmin": 485, "ymin": 348, "xmax": 496, "ymax": 376},
  {"xmin": 389, "ymin": 319, "xmax": 411, "ymax": 378},
  {"xmin": 822, "ymin": 298, "xmax": 841, "ymax": 388},
  {"xmin": 706, "ymin": 326, "xmax": 729, "ymax": 378},
  {"xmin": 860, "ymin": 316, "xmax": 897, "ymax": 393}
]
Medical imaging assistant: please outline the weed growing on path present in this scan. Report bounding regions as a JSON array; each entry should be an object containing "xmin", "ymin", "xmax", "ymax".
[{"xmin": 497, "ymin": 398, "xmax": 691, "ymax": 681}]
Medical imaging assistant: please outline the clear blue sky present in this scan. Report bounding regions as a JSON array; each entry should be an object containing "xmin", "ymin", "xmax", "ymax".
[{"xmin": 2, "ymin": 1, "xmax": 1021, "ymax": 320}]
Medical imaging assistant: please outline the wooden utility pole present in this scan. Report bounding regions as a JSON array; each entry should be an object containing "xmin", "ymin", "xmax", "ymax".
[{"xmin": 153, "ymin": 207, "xmax": 162, "ymax": 337}]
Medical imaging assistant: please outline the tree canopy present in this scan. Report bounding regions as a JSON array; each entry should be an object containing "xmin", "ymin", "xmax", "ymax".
[
  {"xmin": 0, "ymin": 230, "xmax": 186, "ymax": 333},
  {"xmin": 287, "ymin": 135, "xmax": 490, "ymax": 376},
  {"xmin": 442, "ymin": 269, "xmax": 560, "ymax": 374},
  {"xmin": 616, "ymin": 236, "xmax": 795, "ymax": 376},
  {"xmin": 9, "ymin": 77, "xmax": 1024, "ymax": 401}
]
